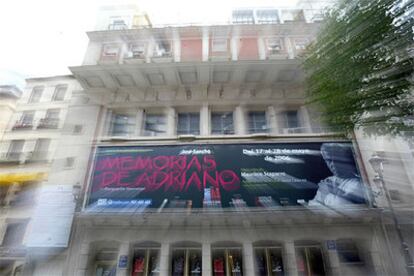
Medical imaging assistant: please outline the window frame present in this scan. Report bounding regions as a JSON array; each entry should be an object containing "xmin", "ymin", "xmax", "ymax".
[
  {"xmin": 28, "ymin": 86, "xmax": 43, "ymax": 103},
  {"xmin": 143, "ymin": 113, "xmax": 167, "ymax": 137},
  {"xmin": 211, "ymin": 111, "xmax": 234, "ymax": 135},
  {"xmin": 177, "ymin": 112, "xmax": 200, "ymax": 135},
  {"xmin": 52, "ymin": 85, "xmax": 67, "ymax": 101},
  {"xmin": 247, "ymin": 110, "xmax": 268, "ymax": 134}
]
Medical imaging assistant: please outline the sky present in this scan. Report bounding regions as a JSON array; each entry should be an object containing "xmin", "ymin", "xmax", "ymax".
[{"xmin": 0, "ymin": 0, "xmax": 299, "ymax": 85}]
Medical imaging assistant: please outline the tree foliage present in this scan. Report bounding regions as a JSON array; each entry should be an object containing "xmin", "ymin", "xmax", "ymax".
[{"xmin": 303, "ymin": 0, "xmax": 414, "ymax": 137}]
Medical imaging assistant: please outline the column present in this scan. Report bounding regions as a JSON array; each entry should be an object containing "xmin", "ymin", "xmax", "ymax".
[
  {"xmin": 202, "ymin": 242, "xmax": 212, "ymax": 276},
  {"xmin": 146, "ymin": 39, "xmax": 155, "ymax": 63},
  {"xmin": 102, "ymin": 108, "xmax": 112, "ymax": 136},
  {"xmin": 257, "ymin": 37, "xmax": 266, "ymax": 60},
  {"xmin": 267, "ymin": 106, "xmax": 278, "ymax": 134},
  {"xmin": 166, "ymin": 107, "xmax": 176, "ymax": 136},
  {"xmin": 234, "ymin": 105, "xmax": 246, "ymax": 135},
  {"xmin": 202, "ymin": 27, "xmax": 210, "ymax": 61},
  {"xmin": 369, "ymin": 231, "xmax": 387, "ymax": 275},
  {"xmin": 231, "ymin": 37, "xmax": 239, "ymax": 61},
  {"xmin": 243, "ymin": 242, "xmax": 255, "ymax": 276},
  {"xmin": 159, "ymin": 242, "xmax": 170, "ymax": 276},
  {"xmin": 285, "ymin": 37, "xmax": 295, "ymax": 59},
  {"xmin": 172, "ymin": 29, "xmax": 181, "ymax": 62},
  {"xmin": 75, "ymin": 243, "xmax": 91, "ymax": 276},
  {"xmin": 200, "ymin": 104, "xmax": 209, "ymax": 136},
  {"xmin": 116, "ymin": 242, "xmax": 130, "ymax": 276},
  {"xmin": 323, "ymin": 242, "xmax": 341, "ymax": 275},
  {"xmin": 298, "ymin": 106, "xmax": 311, "ymax": 133},
  {"xmin": 283, "ymin": 241, "xmax": 298, "ymax": 276},
  {"xmin": 135, "ymin": 108, "xmax": 144, "ymax": 136}
]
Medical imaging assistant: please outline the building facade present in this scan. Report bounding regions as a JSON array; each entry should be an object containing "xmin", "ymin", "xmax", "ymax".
[{"xmin": 1, "ymin": 2, "xmax": 413, "ymax": 276}]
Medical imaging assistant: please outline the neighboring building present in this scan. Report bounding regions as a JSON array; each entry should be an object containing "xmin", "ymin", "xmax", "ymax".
[
  {"xmin": 0, "ymin": 76, "xmax": 80, "ymax": 275},
  {"xmin": 0, "ymin": 86, "xmax": 22, "ymax": 139}
]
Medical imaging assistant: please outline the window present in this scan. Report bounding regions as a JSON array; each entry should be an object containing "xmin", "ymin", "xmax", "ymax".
[
  {"xmin": 232, "ymin": 10, "xmax": 254, "ymax": 24},
  {"xmin": 143, "ymin": 114, "xmax": 167, "ymax": 136},
  {"xmin": 108, "ymin": 16, "xmax": 127, "ymax": 30},
  {"xmin": 7, "ymin": 140, "xmax": 24, "ymax": 160},
  {"xmin": 9, "ymin": 183, "xmax": 36, "ymax": 207},
  {"xmin": 52, "ymin": 85, "xmax": 67, "ymax": 101},
  {"xmin": 110, "ymin": 113, "xmax": 135, "ymax": 136},
  {"xmin": 336, "ymin": 239, "xmax": 362, "ymax": 264},
  {"xmin": 102, "ymin": 44, "xmax": 119, "ymax": 57},
  {"xmin": 248, "ymin": 111, "xmax": 267, "ymax": 133},
  {"xmin": 212, "ymin": 38, "xmax": 228, "ymax": 52},
  {"xmin": 294, "ymin": 38, "xmax": 309, "ymax": 51},
  {"xmin": 46, "ymin": 109, "xmax": 60, "ymax": 120},
  {"xmin": 21, "ymin": 111, "xmax": 34, "ymax": 125},
  {"xmin": 171, "ymin": 247, "xmax": 202, "ymax": 275},
  {"xmin": 211, "ymin": 112, "xmax": 234, "ymax": 135},
  {"xmin": 28, "ymin": 86, "xmax": 43, "ymax": 103},
  {"xmin": 128, "ymin": 43, "xmax": 146, "ymax": 58},
  {"xmin": 285, "ymin": 110, "xmax": 300, "ymax": 129},
  {"xmin": 132, "ymin": 247, "xmax": 161, "ymax": 275},
  {"xmin": 1, "ymin": 222, "xmax": 27, "ymax": 246},
  {"xmin": 38, "ymin": 109, "xmax": 60, "ymax": 129},
  {"xmin": 267, "ymin": 38, "xmax": 283, "ymax": 55},
  {"xmin": 295, "ymin": 245, "xmax": 326, "ymax": 276},
  {"xmin": 0, "ymin": 186, "xmax": 9, "ymax": 206},
  {"xmin": 212, "ymin": 247, "xmax": 243, "ymax": 276},
  {"xmin": 177, "ymin": 113, "xmax": 200, "ymax": 135},
  {"xmin": 154, "ymin": 41, "xmax": 171, "ymax": 57},
  {"xmin": 95, "ymin": 249, "xmax": 117, "ymax": 276},
  {"xmin": 31, "ymin": 138, "xmax": 50, "ymax": 161},
  {"xmin": 256, "ymin": 10, "xmax": 279, "ymax": 24},
  {"xmin": 73, "ymin": 124, "xmax": 83, "ymax": 134},
  {"xmin": 254, "ymin": 247, "xmax": 284, "ymax": 276},
  {"xmin": 64, "ymin": 157, "xmax": 75, "ymax": 168}
]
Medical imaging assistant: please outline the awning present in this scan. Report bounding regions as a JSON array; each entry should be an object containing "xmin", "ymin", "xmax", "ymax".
[{"xmin": 0, "ymin": 172, "xmax": 47, "ymax": 184}]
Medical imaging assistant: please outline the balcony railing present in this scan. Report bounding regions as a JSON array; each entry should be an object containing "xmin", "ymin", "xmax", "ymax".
[
  {"xmin": 123, "ymin": 51, "xmax": 146, "ymax": 64},
  {"xmin": 11, "ymin": 121, "xmax": 33, "ymax": 131},
  {"xmin": 37, "ymin": 118, "xmax": 59, "ymax": 129},
  {"xmin": 0, "ymin": 246, "xmax": 27, "ymax": 258},
  {"xmin": 0, "ymin": 152, "xmax": 28, "ymax": 164},
  {"xmin": 151, "ymin": 51, "xmax": 173, "ymax": 63},
  {"xmin": 27, "ymin": 151, "xmax": 49, "ymax": 163}
]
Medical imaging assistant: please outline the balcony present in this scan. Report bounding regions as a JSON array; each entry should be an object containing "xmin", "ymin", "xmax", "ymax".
[
  {"xmin": 0, "ymin": 152, "xmax": 27, "ymax": 165},
  {"xmin": 37, "ymin": 118, "xmax": 59, "ymax": 129},
  {"xmin": 27, "ymin": 151, "xmax": 49, "ymax": 163},
  {"xmin": 123, "ymin": 51, "xmax": 146, "ymax": 64},
  {"xmin": 11, "ymin": 121, "xmax": 33, "ymax": 131},
  {"xmin": 151, "ymin": 51, "xmax": 173, "ymax": 63},
  {"xmin": 108, "ymin": 23, "xmax": 128, "ymax": 30},
  {"xmin": 0, "ymin": 246, "xmax": 27, "ymax": 258}
]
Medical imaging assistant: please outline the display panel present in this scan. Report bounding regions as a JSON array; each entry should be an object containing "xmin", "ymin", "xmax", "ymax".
[{"xmin": 86, "ymin": 142, "xmax": 367, "ymax": 211}]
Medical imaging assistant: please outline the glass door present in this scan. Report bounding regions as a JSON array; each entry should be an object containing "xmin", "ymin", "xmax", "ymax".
[
  {"xmin": 254, "ymin": 247, "xmax": 284, "ymax": 276},
  {"xmin": 295, "ymin": 246, "xmax": 326, "ymax": 276},
  {"xmin": 131, "ymin": 248, "xmax": 160, "ymax": 276},
  {"xmin": 212, "ymin": 248, "xmax": 243, "ymax": 276},
  {"xmin": 171, "ymin": 248, "xmax": 202, "ymax": 276}
]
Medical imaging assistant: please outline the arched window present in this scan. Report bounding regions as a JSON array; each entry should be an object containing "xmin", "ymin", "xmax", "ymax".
[
  {"xmin": 170, "ymin": 241, "xmax": 202, "ymax": 276},
  {"xmin": 253, "ymin": 241, "xmax": 284, "ymax": 276},
  {"xmin": 211, "ymin": 241, "xmax": 243, "ymax": 276},
  {"xmin": 131, "ymin": 241, "xmax": 161, "ymax": 276},
  {"xmin": 294, "ymin": 240, "xmax": 326, "ymax": 276}
]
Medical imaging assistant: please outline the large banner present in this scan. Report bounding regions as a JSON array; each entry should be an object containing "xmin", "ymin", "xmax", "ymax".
[{"xmin": 86, "ymin": 142, "xmax": 367, "ymax": 211}]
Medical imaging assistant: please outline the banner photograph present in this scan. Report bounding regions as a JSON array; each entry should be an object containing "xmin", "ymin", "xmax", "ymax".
[{"xmin": 86, "ymin": 142, "xmax": 367, "ymax": 211}]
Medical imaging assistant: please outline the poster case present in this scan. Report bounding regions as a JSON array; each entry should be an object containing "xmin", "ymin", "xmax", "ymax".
[{"xmin": 86, "ymin": 142, "xmax": 367, "ymax": 212}]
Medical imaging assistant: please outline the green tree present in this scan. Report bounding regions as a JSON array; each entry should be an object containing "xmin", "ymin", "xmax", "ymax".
[{"xmin": 303, "ymin": 0, "xmax": 414, "ymax": 137}]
